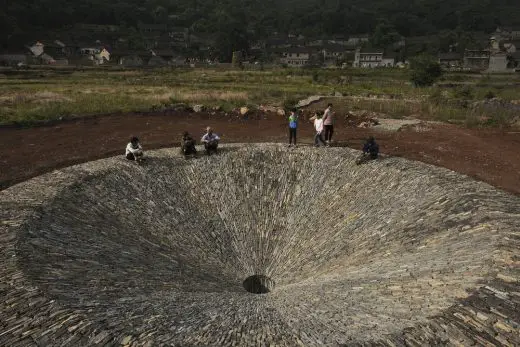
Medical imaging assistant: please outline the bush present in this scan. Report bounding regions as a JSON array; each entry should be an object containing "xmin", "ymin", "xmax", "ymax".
[
  {"xmin": 409, "ymin": 55, "xmax": 442, "ymax": 87},
  {"xmin": 454, "ymin": 86, "xmax": 474, "ymax": 99},
  {"xmin": 429, "ymin": 88, "xmax": 444, "ymax": 105},
  {"xmin": 282, "ymin": 96, "xmax": 299, "ymax": 110},
  {"xmin": 312, "ymin": 70, "xmax": 320, "ymax": 83},
  {"xmin": 485, "ymin": 90, "xmax": 496, "ymax": 99}
]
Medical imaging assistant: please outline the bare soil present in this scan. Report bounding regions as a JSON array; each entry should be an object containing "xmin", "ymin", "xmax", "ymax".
[{"xmin": 1, "ymin": 110, "xmax": 519, "ymax": 195}]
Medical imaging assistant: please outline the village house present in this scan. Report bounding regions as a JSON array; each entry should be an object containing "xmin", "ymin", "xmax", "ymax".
[
  {"xmin": 78, "ymin": 46, "xmax": 111, "ymax": 65},
  {"xmin": 265, "ymin": 37, "xmax": 305, "ymax": 49},
  {"xmin": 381, "ymin": 56, "xmax": 396, "ymax": 67},
  {"xmin": 279, "ymin": 47, "xmax": 313, "ymax": 67},
  {"xmin": 492, "ymin": 27, "xmax": 520, "ymax": 41},
  {"xmin": 0, "ymin": 52, "xmax": 29, "ymax": 66},
  {"xmin": 28, "ymin": 41, "xmax": 45, "ymax": 57},
  {"xmin": 512, "ymin": 51, "xmax": 520, "ymax": 69},
  {"xmin": 463, "ymin": 49, "xmax": 490, "ymax": 71},
  {"xmin": 110, "ymin": 50, "xmax": 147, "ymax": 66},
  {"xmin": 502, "ymin": 41, "xmax": 519, "ymax": 54},
  {"xmin": 307, "ymin": 39, "xmax": 325, "ymax": 47},
  {"xmin": 321, "ymin": 44, "xmax": 349, "ymax": 66},
  {"xmin": 438, "ymin": 52, "xmax": 463, "ymax": 70},
  {"xmin": 347, "ymin": 35, "xmax": 370, "ymax": 46},
  {"xmin": 488, "ymin": 52, "xmax": 509, "ymax": 72},
  {"xmin": 148, "ymin": 50, "xmax": 177, "ymax": 66},
  {"xmin": 328, "ymin": 36, "xmax": 350, "ymax": 46},
  {"xmin": 353, "ymin": 48, "xmax": 383, "ymax": 67}
]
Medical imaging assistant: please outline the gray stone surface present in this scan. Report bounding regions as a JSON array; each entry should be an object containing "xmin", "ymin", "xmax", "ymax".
[
  {"xmin": 372, "ymin": 118, "xmax": 422, "ymax": 131},
  {"xmin": 0, "ymin": 143, "xmax": 519, "ymax": 346}
]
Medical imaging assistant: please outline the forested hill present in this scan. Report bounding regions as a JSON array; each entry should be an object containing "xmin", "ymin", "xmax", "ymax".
[{"xmin": 2, "ymin": 0, "xmax": 520, "ymax": 42}]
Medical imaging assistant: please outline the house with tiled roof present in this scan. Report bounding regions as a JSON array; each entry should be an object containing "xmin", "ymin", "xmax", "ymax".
[
  {"xmin": 353, "ymin": 47, "xmax": 383, "ymax": 68},
  {"xmin": 438, "ymin": 52, "xmax": 463, "ymax": 70},
  {"xmin": 277, "ymin": 47, "xmax": 315, "ymax": 67}
]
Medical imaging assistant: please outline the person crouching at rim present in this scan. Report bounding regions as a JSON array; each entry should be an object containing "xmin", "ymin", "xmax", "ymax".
[
  {"xmin": 125, "ymin": 136, "xmax": 144, "ymax": 162},
  {"xmin": 201, "ymin": 127, "xmax": 220, "ymax": 155}
]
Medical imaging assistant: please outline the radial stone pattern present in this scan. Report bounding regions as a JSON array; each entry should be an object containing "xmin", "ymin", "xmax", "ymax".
[{"xmin": 1, "ymin": 144, "xmax": 519, "ymax": 347}]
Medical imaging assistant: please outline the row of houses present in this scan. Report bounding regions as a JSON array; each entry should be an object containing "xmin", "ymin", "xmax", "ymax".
[
  {"xmin": 271, "ymin": 27, "xmax": 520, "ymax": 70},
  {"xmin": 271, "ymin": 46, "xmax": 399, "ymax": 68},
  {"xmin": 260, "ymin": 33, "xmax": 405, "ymax": 68},
  {"xmin": 0, "ymin": 40, "xmax": 190, "ymax": 67},
  {"xmin": 438, "ymin": 31, "xmax": 520, "ymax": 72}
]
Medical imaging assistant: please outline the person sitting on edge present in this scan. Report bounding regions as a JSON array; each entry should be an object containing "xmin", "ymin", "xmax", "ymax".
[
  {"xmin": 312, "ymin": 112, "xmax": 326, "ymax": 147},
  {"xmin": 201, "ymin": 126, "xmax": 220, "ymax": 155},
  {"xmin": 125, "ymin": 136, "xmax": 144, "ymax": 162},
  {"xmin": 288, "ymin": 108, "xmax": 298, "ymax": 147},
  {"xmin": 181, "ymin": 131, "xmax": 197, "ymax": 156},
  {"xmin": 356, "ymin": 136, "xmax": 379, "ymax": 165}
]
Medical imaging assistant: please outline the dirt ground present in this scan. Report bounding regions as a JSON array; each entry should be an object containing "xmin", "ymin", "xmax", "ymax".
[{"xmin": 1, "ymin": 109, "xmax": 519, "ymax": 195}]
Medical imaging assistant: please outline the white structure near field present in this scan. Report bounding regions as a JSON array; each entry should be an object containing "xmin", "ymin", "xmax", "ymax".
[
  {"xmin": 353, "ymin": 48, "xmax": 395, "ymax": 68},
  {"xmin": 280, "ymin": 48, "xmax": 311, "ymax": 66}
]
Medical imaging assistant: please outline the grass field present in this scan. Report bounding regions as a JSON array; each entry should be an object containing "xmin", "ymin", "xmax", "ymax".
[{"xmin": 1, "ymin": 66, "xmax": 519, "ymax": 127}]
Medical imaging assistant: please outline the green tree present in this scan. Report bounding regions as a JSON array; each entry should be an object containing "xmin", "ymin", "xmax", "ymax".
[
  {"xmin": 370, "ymin": 22, "xmax": 401, "ymax": 47},
  {"xmin": 409, "ymin": 54, "xmax": 442, "ymax": 87}
]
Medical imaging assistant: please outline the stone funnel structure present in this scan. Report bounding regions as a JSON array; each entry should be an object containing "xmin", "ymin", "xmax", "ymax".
[{"xmin": 1, "ymin": 144, "xmax": 519, "ymax": 346}]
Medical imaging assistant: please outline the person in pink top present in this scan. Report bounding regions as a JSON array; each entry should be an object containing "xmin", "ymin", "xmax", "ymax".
[{"xmin": 323, "ymin": 103, "xmax": 334, "ymax": 146}]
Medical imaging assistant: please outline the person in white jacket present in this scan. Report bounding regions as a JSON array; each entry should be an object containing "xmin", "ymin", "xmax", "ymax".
[
  {"xmin": 201, "ymin": 127, "xmax": 220, "ymax": 155},
  {"xmin": 125, "ymin": 136, "xmax": 144, "ymax": 161},
  {"xmin": 311, "ymin": 112, "xmax": 326, "ymax": 147}
]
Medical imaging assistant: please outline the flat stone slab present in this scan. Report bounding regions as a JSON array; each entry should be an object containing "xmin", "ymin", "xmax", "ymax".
[
  {"xmin": 372, "ymin": 118, "xmax": 423, "ymax": 131},
  {"xmin": 0, "ymin": 144, "xmax": 519, "ymax": 346}
]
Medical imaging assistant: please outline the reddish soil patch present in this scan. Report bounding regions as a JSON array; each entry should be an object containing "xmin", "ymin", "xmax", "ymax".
[{"xmin": 1, "ymin": 110, "xmax": 519, "ymax": 195}]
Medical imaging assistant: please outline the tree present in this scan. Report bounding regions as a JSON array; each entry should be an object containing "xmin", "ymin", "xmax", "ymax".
[
  {"xmin": 409, "ymin": 54, "xmax": 442, "ymax": 87},
  {"xmin": 370, "ymin": 22, "xmax": 401, "ymax": 48}
]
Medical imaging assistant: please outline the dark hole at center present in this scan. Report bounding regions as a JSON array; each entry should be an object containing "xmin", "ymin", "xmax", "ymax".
[{"xmin": 243, "ymin": 275, "xmax": 274, "ymax": 294}]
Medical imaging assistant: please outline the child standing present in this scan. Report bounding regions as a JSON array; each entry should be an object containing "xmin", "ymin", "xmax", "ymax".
[
  {"xmin": 288, "ymin": 108, "xmax": 298, "ymax": 147},
  {"xmin": 312, "ymin": 112, "xmax": 326, "ymax": 147}
]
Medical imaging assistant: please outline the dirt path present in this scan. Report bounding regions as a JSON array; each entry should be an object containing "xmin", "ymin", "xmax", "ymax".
[{"xmin": 1, "ymin": 110, "xmax": 519, "ymax": 195}]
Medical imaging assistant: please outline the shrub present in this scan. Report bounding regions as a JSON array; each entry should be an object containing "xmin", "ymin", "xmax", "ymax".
[
  {"xmin": 454, "ymin": 86, "xmax": 474, "ymax": 100},
  {"xmin": 485, "ymin": 90, "xmax": 496, "ymax": 99},
  {"xmin": 282, "ymin": 96, "xmax": 299, "ymax": 110},
  {"xmin": 409, "ymin": 55, "xmax": 442, "ymax": 87},
  {"xmin": 312, "ymin": 70, "xmax": 320, "ymax": 83},
  {"xmin": 429, "ymin": 88, "xmax": 444, "ymax": 105}
]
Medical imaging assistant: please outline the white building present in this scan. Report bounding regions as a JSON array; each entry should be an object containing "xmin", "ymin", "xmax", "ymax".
[
  {"xmin": 280, "ymin": 48, "xmax": 312, "ymax": 67},
  {"xmin": 353, "ymin": 48, "xmax": 384, "ymax": 68}
]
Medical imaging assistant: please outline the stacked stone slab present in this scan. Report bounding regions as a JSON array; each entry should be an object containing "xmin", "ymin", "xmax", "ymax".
[{"xmin": 1, "ymin": 144, "xmax": 519, "ymax": 346}]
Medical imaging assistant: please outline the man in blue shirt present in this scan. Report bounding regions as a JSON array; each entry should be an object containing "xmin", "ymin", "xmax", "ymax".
[{"xmin": 201, "ymin": 126, "xmax": 220, "ymax": 155}]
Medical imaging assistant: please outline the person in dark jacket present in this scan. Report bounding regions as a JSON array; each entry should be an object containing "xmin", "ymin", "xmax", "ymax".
[
  {"xmin": 181, "ymin": 131, "xmax": 197, "ymax": 156},
  {"xmin": 356, "ymin": 136, "xmax": 379, "ymax": 164}
]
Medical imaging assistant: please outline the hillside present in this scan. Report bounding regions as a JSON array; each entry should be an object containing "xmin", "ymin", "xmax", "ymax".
[{"xmin": 2, "ymin": 0, "xmax": 520, "ymax": 58}]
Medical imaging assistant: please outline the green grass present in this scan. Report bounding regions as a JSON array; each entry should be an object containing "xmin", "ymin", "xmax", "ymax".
[{"xmin": 0, "ymin": 66, "xmax": 519, "ymax": 126}]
